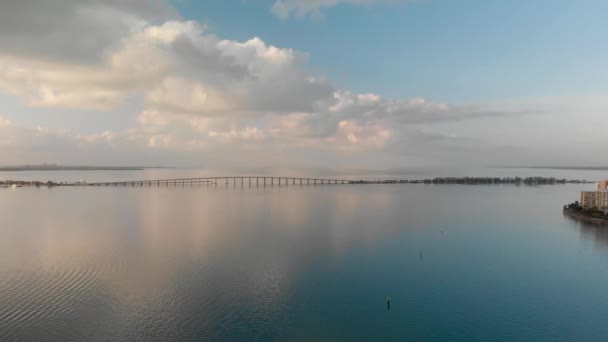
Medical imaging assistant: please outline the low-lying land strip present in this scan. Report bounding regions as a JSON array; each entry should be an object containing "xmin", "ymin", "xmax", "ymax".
[
  {"xmin": 352, "ymin": 177, "xmax": 593, "ymax": 185},
  {"xmin": 0, "ymin": 177, "xmax": 595, "ymax": 188}
]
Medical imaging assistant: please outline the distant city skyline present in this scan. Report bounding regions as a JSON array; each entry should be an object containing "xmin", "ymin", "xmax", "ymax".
[{"xmin": 1, "ymin": 0, "xmax": 607, "ymax": 168}]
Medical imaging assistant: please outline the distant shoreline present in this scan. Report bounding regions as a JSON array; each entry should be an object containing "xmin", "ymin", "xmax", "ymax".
[
  {"xmin": 497, "ymin": 166, "xmax": 608, "ymax": 171},
  {"xmin": 352, "ymin": 177, "xmax": 595, "ymax": 185},
  {"xmin": 0, "ymin": 166, "xmax": 171, "ymax": 172},
  {"xmin": 0, "ymin": 176, "xmax": 596, "ymax": 188}
]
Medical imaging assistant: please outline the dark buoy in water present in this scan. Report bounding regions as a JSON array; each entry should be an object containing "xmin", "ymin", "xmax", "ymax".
[{"xmin": 387, "ymin": 296, "xmax": 391, "ymax": 311}]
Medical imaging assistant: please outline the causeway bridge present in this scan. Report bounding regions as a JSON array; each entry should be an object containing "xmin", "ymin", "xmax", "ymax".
[{"xmin": 87, "ymin": 177, "xmax": 355, "ymax": 187}]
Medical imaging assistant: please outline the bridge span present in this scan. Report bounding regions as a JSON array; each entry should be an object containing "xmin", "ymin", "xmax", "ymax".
[{"xmin": 87, "ymin": 177, "xmax": 354, "ymax": 187}]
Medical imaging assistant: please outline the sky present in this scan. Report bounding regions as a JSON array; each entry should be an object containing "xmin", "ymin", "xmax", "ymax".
[{"xmin": 0, "ymin": 0, "xmax": 607, "ymax": 169}]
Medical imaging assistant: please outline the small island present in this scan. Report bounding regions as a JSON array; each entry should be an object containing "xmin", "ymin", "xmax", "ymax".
[
  {"xmin": 563, "ymin": 202, "xmax": 608, "ymax": 224},
  {"xmin": 352, "ymin": 176, "xmax": 593, "ymax": 185},
  {"xmin": 0, "ymin": 180, "xmax": 63, "ymax": 188}
]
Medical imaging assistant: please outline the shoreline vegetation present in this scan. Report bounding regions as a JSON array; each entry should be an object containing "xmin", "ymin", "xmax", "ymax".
[
  {"xmin": 0, "ymin": 177, "xmax": 595, "ymax": 188},
  {"xmin": 351, "ymin": 177, "xmax": 592, "ymax": 185},
  {"xmin": 563, "ymin": 202, "xmax": 608, "ymax": 224}
]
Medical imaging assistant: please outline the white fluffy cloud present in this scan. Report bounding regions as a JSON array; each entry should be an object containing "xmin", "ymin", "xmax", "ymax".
[
  {"xmin": 0, "ymin": 0, "xmax": 557, "ymax": 167},
  {"xmin": 0, "ymin": 19, "xmax": 334, "ymax": 113}
]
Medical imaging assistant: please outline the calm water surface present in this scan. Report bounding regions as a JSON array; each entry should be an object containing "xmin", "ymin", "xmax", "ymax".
[{"xmin": 1, "ymin": 177, "xmax": 608, "ymax": 340}]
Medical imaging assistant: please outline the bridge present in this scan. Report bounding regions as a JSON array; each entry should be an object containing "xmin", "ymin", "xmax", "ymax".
[{"xmin": 87, "ymin": 176, "xmax": 355, "ymax": 187}]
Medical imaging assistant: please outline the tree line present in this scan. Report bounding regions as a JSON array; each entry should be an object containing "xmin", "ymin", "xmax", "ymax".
[{"xmin": 351, "ymin": 177, "xmax": 592, "ymax": 185}]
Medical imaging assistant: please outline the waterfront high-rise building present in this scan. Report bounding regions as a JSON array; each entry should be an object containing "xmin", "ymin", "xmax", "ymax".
[{"xmin": 580, "ymin": 180, "xmax": 608, "ymax": 209}]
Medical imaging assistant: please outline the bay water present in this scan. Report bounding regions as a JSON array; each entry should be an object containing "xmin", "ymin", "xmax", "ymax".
[{"xmin": 1, "ymin": 168, "xmax": 608, "ymax": 340}]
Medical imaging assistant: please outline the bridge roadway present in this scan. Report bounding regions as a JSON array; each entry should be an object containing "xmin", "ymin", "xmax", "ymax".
[{"xmin": 87, "ymin": 176, "xmax": 354, "ymax": 187}]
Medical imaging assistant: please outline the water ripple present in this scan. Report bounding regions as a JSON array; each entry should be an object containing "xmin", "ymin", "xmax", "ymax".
[{"xmin": 0, "ymin": 265, "xmax": 113, "ymax": 341}]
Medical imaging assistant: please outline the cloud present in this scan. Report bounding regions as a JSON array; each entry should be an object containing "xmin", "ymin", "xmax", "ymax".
[
  {"xmin": 0, "ymin": 0, "xmax": 177, "ymax": 63},
  {"xmin": 0, "ymin": 115, "xmax": 89, "ymax": 164},
  {"xmin": 0, "ymin": 0, "xmax": 548, "ymax": 168},
  {"xmin": 271, "ymin": 0, "xmax": 404, "ymax": 19},
  {"xmin": 0, "ymin": 116, "xmax": 12, "ymax": 127},
  {"xmin": 326, "ymin": 91, "xmax": 519, "ymax": 125},
  {"xmin": 0, "ymin": 18, "xmax": 336, "ymax": 114}
]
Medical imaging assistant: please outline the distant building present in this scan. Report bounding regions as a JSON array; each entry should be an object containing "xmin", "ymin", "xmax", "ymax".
[{"xmin": 580, "ymin": 180, "xmax": 608, "ymax": 209}]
